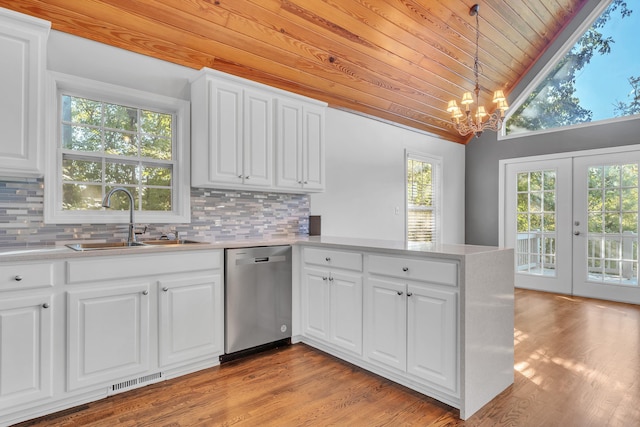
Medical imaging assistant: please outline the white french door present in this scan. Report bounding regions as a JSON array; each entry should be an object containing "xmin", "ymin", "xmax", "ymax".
[
  {"xmin": 504, "ymin": 159, "xmax": 572, "ymax": 294},
  {"xmin": 572, "ymin": 153, "xmax": 640, "ymax": 303},
  {"xmin": 502, "ymin": 148, "xmax": 640, "ymax": 304}
]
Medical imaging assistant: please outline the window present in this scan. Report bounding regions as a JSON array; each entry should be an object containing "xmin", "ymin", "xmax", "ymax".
[
  {"xmin": 45, "ymin": 72, "xmax": 190, "ymax": 224},
  {"xmin": 406, "ymin": 152, "xmax": 441, "ymax": 244},
  {"xmin": 504, "ymin": 0, "xmax": 638, "ymax": 137}
]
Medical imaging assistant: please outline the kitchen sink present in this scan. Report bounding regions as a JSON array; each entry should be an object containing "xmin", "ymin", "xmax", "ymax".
[
  {"xmin": 66, "ymin": 242, "xmax": 147, "ymax": 251},
  {"xmin": 140, "ymin": 239, "xmax": 206, "ymax": 245},
  {"xmin": 66, "ymin": 239, "xmax": 207, "ymax": 251}
]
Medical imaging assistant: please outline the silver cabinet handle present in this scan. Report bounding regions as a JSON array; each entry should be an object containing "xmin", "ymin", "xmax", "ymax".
[
  {"xmin": 397, "ymin": 291, "xmax": 403, "ymax": 296},
  {"xmin": 163, "ymin": 287, "xmax": 169, "ymax": 292},
  {"xmin": 142, "ymin": 290, "xmax": 149, "ymax": 295},
  {"xmin": 42, "ymin": 303, "xmax": 50, "ymax": 309},
  {"xmin": 574, "ymin": 231, "xmax": 581, "ymax": 235},
  {"xmin": 304, "ymin": 181, "xmax": 308, "ymax": 184},
  {"xmin": 328, "ymin": 276, "xmax": 334, "ymax": 282},
  {"xmin": 245, "ymin": 176, "xmax": 250, "ymax": 179},
  {"xmin": 407, "ymin": 292, "xmax": 413, "ymax": 297},
  {"xmin": 325, "ymin": 257, "xmax": 331, "ymax": 262},
  {"xmin": 238, "ymin": 175, "xmax": 243, "ymax": 178},
  {"xmin": 402, "ymin": 267, "xmax": 409, "ymax": 272},
  {"xmin": 14, "ymin": 275, "xmax": 23, "ymax": 281},
  {"xmin": 322, "ymin": 276, "xmax": 328, "ymax": 281}
]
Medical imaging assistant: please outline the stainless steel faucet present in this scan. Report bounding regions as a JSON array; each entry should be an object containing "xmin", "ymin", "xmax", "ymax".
[{"xmin": 102, "ymin": 187, "xmax": 137, "ymax": 245}]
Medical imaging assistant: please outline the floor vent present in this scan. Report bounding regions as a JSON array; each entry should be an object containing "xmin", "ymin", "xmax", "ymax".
[{"xmin": 108, "ymin": 372, "xmax": 163, "ymax": 395}]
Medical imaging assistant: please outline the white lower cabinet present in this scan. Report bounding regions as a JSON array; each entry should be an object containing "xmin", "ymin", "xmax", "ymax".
[
  {"xmin": 365, "ymin": 278, "xmax": 407, "ymax": 371},
  {"xmin": 406, "ymin": 283, "xmax": 457, "ymax": 391},
  {"xmin": 158, "ymin": 274, "xmax": 223, "ymax": 367},
  {"xmin": 302, "ymin": 267, "xmax": 362, "ymax": 355},
  {"xmin": 65, "ymin": 250, "xmax": 224, "ymax": 392},
  {"xmin": 0, "ymin": 294, "xmax": 53, "ymax": 412},
  {"xmin": 365, "ymin": 277, "xmax": 457, "ymax": 393},
  {"xmin": 300, "ymin": 247, "xmax": 462, "ymax": 412},
  {"xmin": 0, "ymin": 249, "xmax": 224, "ymax": 426},
  {"xmin": 365, "ymin": 258, "xmax": 458, "ymax": 393},
  {"xmin": 66, "ymin": 283, "xmax": 151, "ymax": 391}
]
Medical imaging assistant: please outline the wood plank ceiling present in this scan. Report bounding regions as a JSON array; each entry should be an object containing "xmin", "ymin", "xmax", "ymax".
[{"xmin": 1, "ymin": 0, "xmax": 587, "ymax": 144}]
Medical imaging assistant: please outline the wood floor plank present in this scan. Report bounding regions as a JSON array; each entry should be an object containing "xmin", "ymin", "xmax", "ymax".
[{"xmin": 14, "ymin": 289, "xmax": 640, "ymax": 426}]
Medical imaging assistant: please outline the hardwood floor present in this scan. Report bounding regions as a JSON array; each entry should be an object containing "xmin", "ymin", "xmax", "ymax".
[{"xmin": 15, "ymin": 289, "xmax": 640, "ymax": 426}]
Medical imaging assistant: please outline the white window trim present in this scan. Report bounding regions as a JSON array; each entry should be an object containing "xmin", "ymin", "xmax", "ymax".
[
  {"xmin": 44, "ymin": 71, "xmax": 191, "ymax": 224},
  {"xmin": 497, "ymin": 0, "xmax": 640, "ymax": 141},
  {"xmin": 405, "ymin": 150, "xmax": 442, "ymax": 244}
]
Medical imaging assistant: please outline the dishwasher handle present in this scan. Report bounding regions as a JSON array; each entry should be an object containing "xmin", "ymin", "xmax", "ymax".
[{"xmin": 235, "ymin": 255, "xmax": 287, "ymax": 265}]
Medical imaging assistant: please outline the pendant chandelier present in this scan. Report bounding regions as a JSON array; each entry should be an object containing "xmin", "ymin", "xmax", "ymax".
[{"xmin": 447, "ymin": 4, "xmax": 508, "ymax": 138}]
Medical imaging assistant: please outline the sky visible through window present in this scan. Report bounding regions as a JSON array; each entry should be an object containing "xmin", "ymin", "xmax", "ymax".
[{"xmin": 575, "ymin": 8, "xmax": 639, "ymax": 121}]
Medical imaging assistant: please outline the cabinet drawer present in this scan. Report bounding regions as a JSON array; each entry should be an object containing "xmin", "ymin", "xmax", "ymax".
[
  {"xmin": 66, "ymin": 250, "xmax": 222, "ymax": 284},
  {"xmin": 368, "ymin": 255, "xmax": 457, "ymax": 287},
  {"xmin": 303, "ymin": 247, "xmax": 362, "ymax": 272},
  {"xmin": 0, "ymin": 262, "xmax": 54, "ymax": 291}
]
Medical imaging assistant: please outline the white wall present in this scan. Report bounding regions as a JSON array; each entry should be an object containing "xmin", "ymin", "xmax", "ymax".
[
  {"xmin": 47, "ymin": 31, "xmax": 196, "ymax": 100},
  {"xmin": 312, "ymin": 109, "xmax": 465, "ymax": 244}
]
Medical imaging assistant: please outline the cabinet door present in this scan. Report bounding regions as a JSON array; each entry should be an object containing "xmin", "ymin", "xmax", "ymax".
[
  {"xmin": 0, "ymin": 12, "xmax": 47, "ymax": 176},
  {"xmin": 301, "ymin": 105, "xmax": 325, "ymax": 191},
  {"xmin": 407, "ymin": 285, "xmax": 457, "ymax": 392},
  {"xmin": 243, "ymin": 89, "xmax": 273, "ymax": 187},
  {"xmin": 302, "ymin": 267, "xmax": 330, "ymax": 341},
  {"xmin": 67, "ymin": 283, "xmax": 150, "ymax": 391},
  {"xmin": 365, "ymin": 278, "xmax": 406, "ymax": 371},
  {"xmin": 158, "ymin": 274, "xmax": 223, "ymax": 367},
  {"xmin": 275, "ymin": 98, "xmax": 303, "ymax": 189},
  {"xmin": 208, "ymin": 79, "xmax": 243, "ymax": 184},
  {"xmin": 0, "ymin": 295, "xmax": 52, "ymax": 411},
  {"xmin": 329, "ymin": 271, "xmax": 363, "ymax": 355}
]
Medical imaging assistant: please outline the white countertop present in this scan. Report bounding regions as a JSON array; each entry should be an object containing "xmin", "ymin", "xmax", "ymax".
[
  {"xmin": 0, "ymin": 235, "xmax": 509, "ymax": 263},
  {"xmin": 299, "ymin": 236, "xmax": 509, "ymax": 257}
]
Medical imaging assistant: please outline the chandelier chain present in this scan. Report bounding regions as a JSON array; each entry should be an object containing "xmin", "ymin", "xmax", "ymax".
[{"xmin": 446, "ymin": 3, "xmax": 508, "ymax": 138}]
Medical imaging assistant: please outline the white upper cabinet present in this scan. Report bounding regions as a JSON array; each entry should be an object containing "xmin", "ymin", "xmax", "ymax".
[
  {"xmin": 193, "ymin": 76, "xmax": 273, "ymax": 189},
  {"xmin": 0, "ymin": 8, "xmax": 49, "ymax": 176},
  {"xmin": 191, "ymin": 68, "xmax": 326, "ymax": 193},
  {"xmin": 275, "ymin": 98, "xmax": 325, "ymax": 192}
]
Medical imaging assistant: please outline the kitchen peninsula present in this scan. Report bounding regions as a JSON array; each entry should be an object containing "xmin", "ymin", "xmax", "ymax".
[
  {"xmin": 294, "ymin": 237, "xmax": 514, "ymax": 420},
  {"xmin": 0, "ymin": 237, "xmax": 513, "ymax": 424}
]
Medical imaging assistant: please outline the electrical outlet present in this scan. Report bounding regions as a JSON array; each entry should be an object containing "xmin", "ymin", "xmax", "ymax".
[{"xmin": 394, "ymin": 207, "xmax": 400, "ymax": 215}]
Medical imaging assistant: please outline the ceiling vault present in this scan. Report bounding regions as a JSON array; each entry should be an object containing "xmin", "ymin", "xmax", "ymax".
[{"xmin": 0, "ymin": 0, "xmax": 588, "ymax": 144}]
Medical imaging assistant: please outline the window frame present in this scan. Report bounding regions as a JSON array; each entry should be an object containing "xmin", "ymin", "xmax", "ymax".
[
  {"xmin": 405, "ymin": 150, "xmax": 442, "ymax": 244},
  {"xmin": 498, "ymin": 0, "xmax": 640, "ymax": 141},
  {"xmin": 44, "ymin": 71, "xmax": 191, "ymax": 224}
]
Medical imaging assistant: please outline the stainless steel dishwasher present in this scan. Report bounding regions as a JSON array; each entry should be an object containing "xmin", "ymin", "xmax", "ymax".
[{"xmin": 223, "ymin": 245, "xmax": 292, "ymax": 361}]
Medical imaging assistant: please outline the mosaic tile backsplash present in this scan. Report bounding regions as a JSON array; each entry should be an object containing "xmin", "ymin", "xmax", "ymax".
[{"xmin": 0, "ymin": 177, "xmax": 310, "ymax": 248}]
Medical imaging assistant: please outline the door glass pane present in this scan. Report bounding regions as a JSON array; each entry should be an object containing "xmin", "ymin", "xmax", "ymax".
[
  {"xmin": 586, "ymin": 164, "xmax": 639, "ymax": 286},
  {"xmin": 515, "ymin": 170, "xmax": 557, "ymax": 276}
]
